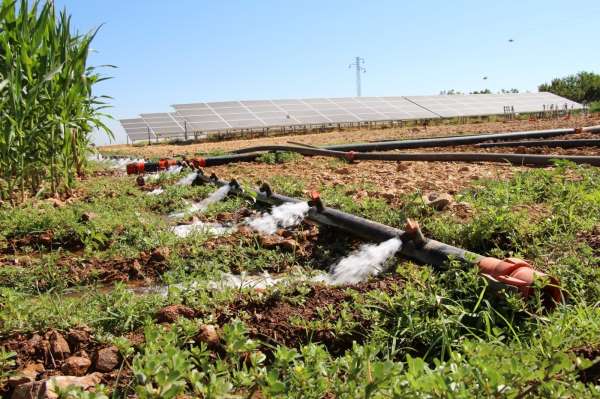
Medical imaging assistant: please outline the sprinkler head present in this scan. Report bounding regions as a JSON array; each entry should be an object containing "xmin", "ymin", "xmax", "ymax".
[
  {"xmin": 401, "ymin": 219, "xmax": 426, "ymax": 247},
  {"xmin": 308, "ymin": 191, "xmax": 324, "ymax": 212},
  {"xmin": 136, "ymin": 175, "xmax": 145, "ymax": 187},
  {"xmin": 229, "ymin": 178, "xmax": 241, "ymax": 191},
  {"xmin": 191, "ymin": 172, "xmax": 205, "ymax": 186},
  {"xmin": 259, "ymin": 183, "xmax": 272, "ymax": 197},
  {"xmin": 209, "ymin": 173, "xmax": 218, "ymax": 183}
]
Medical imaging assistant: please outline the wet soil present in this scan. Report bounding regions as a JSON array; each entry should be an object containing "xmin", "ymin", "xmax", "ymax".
[
  {"xmin": 0, "ymin": 249, "xmax": 170, "ymax": 293},
  {"xmin": 572, "ymin": 345, "xmax": 600, "ymax": 383},
  {"xmin": 577, "ymin": 226, "xmax": 600, "ymax": 255},
  {"xmin": 57, "ymin": 249, "xmax": 170, "ymax": 287},
  {"xmin": 2, "ymin": 230, "xmax": 84, "ymax": 255},
  {"xmin": 216, "ymin": 275, "xmax": 404, "ymax": 354}
]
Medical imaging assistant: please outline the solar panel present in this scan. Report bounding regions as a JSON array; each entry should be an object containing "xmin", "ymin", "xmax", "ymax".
[
  {"xmin": 164, "ymin": 93, "xmax": 581, "ymax": 134},
  {"xmin": 119, "ymin": 118, "xmax": 154, "ymax": 142},
  {"xmin": 405, "ymin": 93, "xmax": 582, "ymax": 118},
  {"xmin": 140, "ymin": 113, "xmax": 186, "ymax": 139}
]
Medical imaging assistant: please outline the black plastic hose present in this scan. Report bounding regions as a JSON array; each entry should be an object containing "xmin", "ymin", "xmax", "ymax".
[
  {"xmin": 232, "ymin": 125, "xmax": 600, "ymax": 154},
  {"xmin": 203, "ymin": 145, "xmax": 600, "ymax": 167},
  {"xmin": 477, "ymin": 139, "xmax": 600, "ymax": 149},
  {"xmin": 192, "ymin": 172, "xmax": 563, "ymax": 305}
]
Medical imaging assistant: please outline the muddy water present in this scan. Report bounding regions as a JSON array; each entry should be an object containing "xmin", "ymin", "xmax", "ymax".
[{"xmin": 62, "ymin": 271, "xmax": 306, "ymax": 299}]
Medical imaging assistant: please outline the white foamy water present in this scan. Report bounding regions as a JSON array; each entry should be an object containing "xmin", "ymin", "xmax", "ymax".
[
  {"xmin": 208, "ymin": 272, "xmax": 281, "ymax": 290},
  {"xmin": 147, "ymin": 165, "xmax": 183, "ymax": 183},
  {"xmin": 171, "ymin": 220, "xmax": 235, "ymax": 238},
  {"xmin": 88, "ymin": 153, "xmax": 144, "ymax": 170},
  {"xmin": 147, "ymin": 188, "xmax": 165, "ymax": 196},
  {"xmin": 169, "ymin": 185, "xmax": 231, "ymax": 219},
  {"xmin": 176, "ymin": 172, "xmax": 198, "ymax": 186},
  {"xmin": 247, "ymin": 201, "xmax": 309, "ymax": 235},
  {"xmin": 317, "ymin": 238, "xmax": 402, "ymax": 285}
]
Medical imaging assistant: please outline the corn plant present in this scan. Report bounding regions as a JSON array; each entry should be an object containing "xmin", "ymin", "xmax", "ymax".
[{"xmin": 0, "ymin": 0, "xmax": 112, "ymax": 202}]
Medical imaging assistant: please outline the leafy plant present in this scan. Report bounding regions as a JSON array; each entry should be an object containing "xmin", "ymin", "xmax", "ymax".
[{"xmin": 0, "ymin": 0, "xmax": 113, "ymax": 202}]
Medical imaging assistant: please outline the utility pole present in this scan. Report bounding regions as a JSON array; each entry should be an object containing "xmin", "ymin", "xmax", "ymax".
[{"xmin": 349, "ymin": 56, "xmax": 366, "ymax": 97}]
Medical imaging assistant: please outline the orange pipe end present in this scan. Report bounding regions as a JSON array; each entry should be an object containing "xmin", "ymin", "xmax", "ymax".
[{"xmin": 478, "ymin": 257, "xmax": 562, "ymax": 305}]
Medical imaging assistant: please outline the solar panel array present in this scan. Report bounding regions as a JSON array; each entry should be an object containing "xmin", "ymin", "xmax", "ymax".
[
  {"xmin": 405, "ymin": 92, "xmax": 581, "ymax": 118},
  {"xmin": 119, "ymin": 118, "xmax": 154, "ymax": 142},
  {"xmin": 121, "ymin": 93, "xmax": 582, "ymax": 142},
  {"xmin": 140, "ymin": 113, "xmax": 186, "ymax": 139}
]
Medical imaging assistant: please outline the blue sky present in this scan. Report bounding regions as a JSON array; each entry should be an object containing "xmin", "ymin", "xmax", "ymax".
[{"xmin": 54, "ymin": 0, "xmax": 599, "ymax": 145}]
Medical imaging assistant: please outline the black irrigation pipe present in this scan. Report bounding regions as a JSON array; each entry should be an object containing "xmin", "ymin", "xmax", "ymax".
[
  {"xmin": 128, "ymin": 147, "xmax": 600, "ymax": 174},
  {"xmin": 232, "ymin": 125, "xmax": 600, "ymax": 154},
  {"xmin": 192, "ymin": 172, "xmax": 563, "ymax": 307},
  {"xmin": 206, "ymin": 146, "xmax": 600, "ymax": 167},
  {"xmin": 477, "ymin": 139, "xmax": 600, "ymax": 149}
]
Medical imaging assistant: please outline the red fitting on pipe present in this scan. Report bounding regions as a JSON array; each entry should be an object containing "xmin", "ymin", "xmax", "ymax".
[
  {"xmin": 310, "ymin": 191, "xmax": 320, "ymax": 202},
  {"xmin": 126, "ymin": 162, "xmax": 145, "ymax": 175},
  {"xmin": 308, "ymin": 190, "xmax": 324, "ymax": 211},
  {"xmin": 574, "ymin": 127, "xmax": 582, "ymax": 134},
  {"xmin": 158, "ymin": 159, "xmax": 177, "ymax": 170},
  {"xmin": 345, "ymin": 151, "xmax": 356, "ymax": 162},
  {"xmin": 190, "ymin": 157, "xmax": 206, "ymax": 168},
  {"xmin": 478, "ymin": 257, "xmax": 562, "ymax": 304}
]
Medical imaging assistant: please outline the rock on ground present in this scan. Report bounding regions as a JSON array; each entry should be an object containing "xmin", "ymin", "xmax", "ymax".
[
  {"xmin": 11, "ymin": 373, "xmax": 102, "ymax": 399},
  {"xmin": 156, "ymin": 304, "xmax": 196, "ymax": 323},
  {"xmin": 61, "ymin": 356, "xmax": 91, "ymax": 376},
  {"xmin": 93, "ymin": 346, "xmax": 120, "ymax": 373}
]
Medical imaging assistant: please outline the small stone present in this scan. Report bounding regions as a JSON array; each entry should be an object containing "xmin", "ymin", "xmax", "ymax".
[
  {"xmin": 197, "ymin": 324, "xmax": 220, "ymax": 346},
  {"xmin": 66, "ymin": 327, "xmax": 92, "ymax": 349},
  {"xmin": 150, "ymin": 247, "xmax": 170, "ymax": 262},
  {"xmin": 259, "ymin": 235, "xmax": 282, "ymax": 249},
  {"xmin": 61, "ymin": 356, "xmax": 91, "ymax": 376},
  {"xmin": 46, "ymin": 373, "xmax": 103, "ymax": 398},
  {"xmin": 458, "ymin": 166, "xmax": 470, "ymax": 172},
  {"xmin": 38, "ymin": 231, "xmax": 54, "ymax": 246},
  {"xmin": 156, "ymin": 305, "xmax": 195, "ymax": 323},
  {"xmin": 47, "ymin": 198, "xmax": 65, "ymax": 208},
  {"xmin": 396, "ymin": 163, "xmax": 410, "ymax": 172},
  {"xmin": 7, "ymin": 363, "xmax": 44, "ymax": 388},
  {"xmin": 423, "ymin": 193, "xmax": 454, "ymax": 211},
  {"xmin": 10, "ymin": 380, "xmax": 46, "ymax": 399},
  {"xmin": 79, "ymin": 212, "xmax": 98, "ymax": 223},
  {"xmin": 279, "ymin": 239, "xmax": 300, "ymax": 252},
  {"xmin": 93, "ymin": 346, "xmax": 120, "ymax": 373},
  {"xmin": 47, "ymin": 331, "xmax": 70, "ymax": 360}
]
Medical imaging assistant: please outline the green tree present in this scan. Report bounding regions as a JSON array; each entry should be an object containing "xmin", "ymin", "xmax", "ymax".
[{"xmin": 538, "ymin": 71, "xmax": 600, "ymax": 103}]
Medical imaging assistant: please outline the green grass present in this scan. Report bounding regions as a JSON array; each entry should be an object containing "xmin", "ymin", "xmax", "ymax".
[{"xmin": 2, "ymin": 161, "xmax": 600, "ymax": 397}]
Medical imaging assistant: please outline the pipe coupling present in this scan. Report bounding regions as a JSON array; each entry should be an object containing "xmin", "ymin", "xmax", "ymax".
[{"xmin": 477, "ymin": 257, "xmax": 563, "ymax": 305}]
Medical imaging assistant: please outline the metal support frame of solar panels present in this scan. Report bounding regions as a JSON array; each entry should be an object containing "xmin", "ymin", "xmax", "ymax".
[{"xmin": 119, "ymin": 118, "xmax": 155, "ymax": 144}]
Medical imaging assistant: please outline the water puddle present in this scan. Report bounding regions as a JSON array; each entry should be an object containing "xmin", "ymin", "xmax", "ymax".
[{"xmin": 171, "ymin": 220, "xmax": 235, "ymax": 238}]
